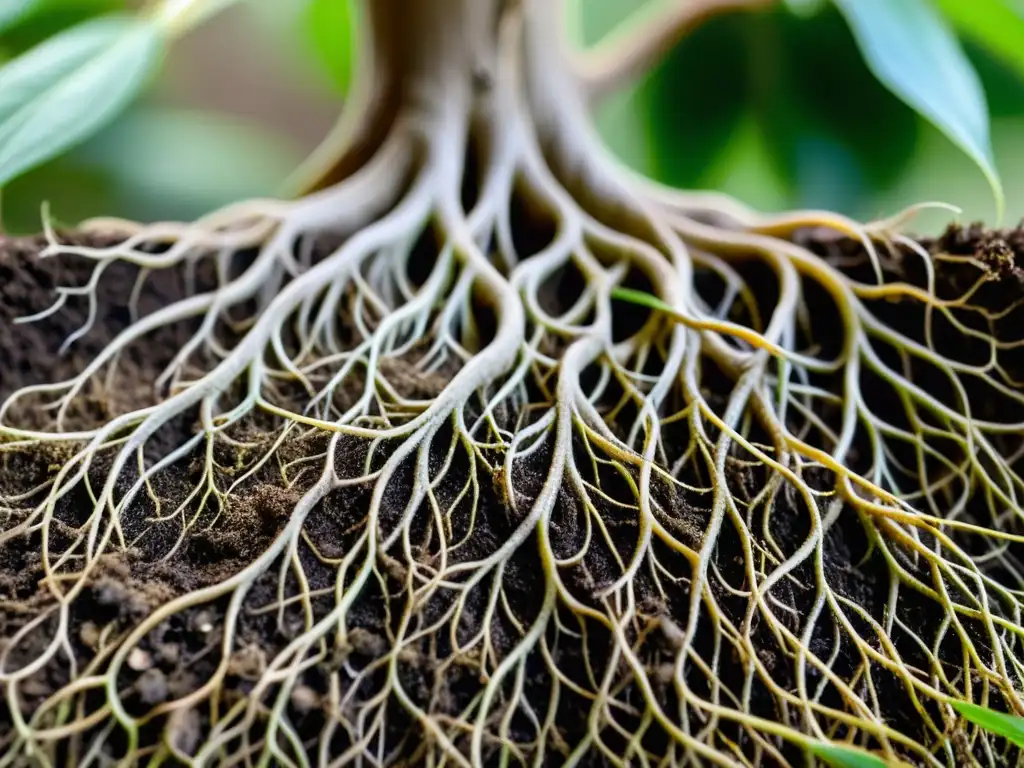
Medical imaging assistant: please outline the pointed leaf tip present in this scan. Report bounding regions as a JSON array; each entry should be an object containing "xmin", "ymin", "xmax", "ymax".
[{"xmin": 832, "ymin": 0, "xmax": 1003, "ymax": 221}]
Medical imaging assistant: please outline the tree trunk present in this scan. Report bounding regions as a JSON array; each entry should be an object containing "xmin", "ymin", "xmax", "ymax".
[{"xmin": 299, "ymin": 0, "xmax": 585, "ymax": 193}]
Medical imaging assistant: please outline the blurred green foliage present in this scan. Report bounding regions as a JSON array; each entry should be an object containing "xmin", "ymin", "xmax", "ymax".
[
  {"xmin": 2, "ymin": 0, "xmax": 1024, "ymax": 235},
  {"xmin": 590, "ymin": 0, "xmax": 1024, "ymax": 230},
  {"xmin": 305, "ymin": 0, "xmax": 358, "ymax": 95},
  {"xmin": 0, "ymin": 0, "xmax": 307, "ymax": 233}
]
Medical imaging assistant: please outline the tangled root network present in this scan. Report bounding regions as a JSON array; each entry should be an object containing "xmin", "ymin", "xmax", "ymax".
[{"xmin": 3, "ymin": 2, "xmax": 1024, "ymax": 766}]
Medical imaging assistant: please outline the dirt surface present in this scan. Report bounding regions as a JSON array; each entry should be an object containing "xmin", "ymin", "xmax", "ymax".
[{"xmin": 1, "ymin": 224, "xmax": 1024, "ymax": 766}]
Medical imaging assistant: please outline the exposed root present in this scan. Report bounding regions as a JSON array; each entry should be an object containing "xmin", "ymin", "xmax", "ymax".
[{"xmin": 2, "ymin": 0, "xmax": 1024, "ymax": 766}]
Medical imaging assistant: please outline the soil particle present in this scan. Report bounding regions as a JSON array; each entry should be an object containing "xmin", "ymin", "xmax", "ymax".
[
  {"xmin": 136, "ymin": 668, "xmax": 169, "ymax": 705},
  {"xmin": 167, "ymin": 707, "xmax": 202, "ymax": 754},
  {"xmin": 79, "ymin": 621, "xmax": 101, "ymax": 650},
  {"xmin": 348, "ymin": 627, "xmax": 389, "ymax": 658},
  {"xmin": 379, "ymin": 356, "xmax": 454, "ymax": 399},
  {"xmin": 290, "ymin": 684, "xmax": 321, "ymax": 713},
  {"xmin": 228, "ymin": 644, "xmax": 267, "ymax": 679},
  {"xmin": 127, "ymin": 647, "xmax": 153, "ymax": 672}
]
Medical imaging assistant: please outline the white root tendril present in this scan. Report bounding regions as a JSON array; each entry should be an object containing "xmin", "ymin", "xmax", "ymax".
[{"xmin": 1, "ymin": 0, "xmax": 1023, "ymax": 766}]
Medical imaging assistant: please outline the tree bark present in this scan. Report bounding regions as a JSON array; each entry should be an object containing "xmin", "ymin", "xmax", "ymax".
[{"xmin": 296, "ymin": 0, "xmax": 579, "ymax": 194}]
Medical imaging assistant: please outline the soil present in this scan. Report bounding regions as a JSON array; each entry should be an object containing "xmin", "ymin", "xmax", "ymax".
[{"xmin": 1, "ymin": 223, "xmax": 1023, "ymax": 766}]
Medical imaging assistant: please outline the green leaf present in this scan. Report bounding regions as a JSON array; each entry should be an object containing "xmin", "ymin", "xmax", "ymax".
[
  {"xmin": 304, "ymin": 0, "xmax": 359, "ymax": 95},
  {"xmin": 951, "ymin": 701, "xmax": 1024, "ymax": 747},
  {"xmin": 0, "ymin": 0, "xmax": 42, "ymax": 33},
  {"xmin": 934, "ymin": 0, "xmax": 1024, "ymax": 83},
  {"xmin": 0, "ymin": 15, "xmax": 163, "ymax": 187},
  {"xmin": 831, "ymin": 0, "xmax": 1003, "ymax": 221},
  {"xmin": 809, "ymin": 743, "xmax": 889, "ymax": 768}
]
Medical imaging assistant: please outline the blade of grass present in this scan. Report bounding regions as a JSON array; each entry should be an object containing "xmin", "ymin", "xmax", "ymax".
[
  {"xmin": 951, "ymin": 701, "xmax": 1024, "ymax": 747},
  {"xmin": 611, "ymin": 286, "xmax": 673, "ymax": 312},
  {"xmin": 809, "ymin": 743, "xmax": 890, "ymax": 768}
]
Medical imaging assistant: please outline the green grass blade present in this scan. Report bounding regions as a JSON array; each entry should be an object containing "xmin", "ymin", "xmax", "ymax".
[
  {"xmin": 810, "ymin": 742, "xmax": 890, "ymax": 768},
  {"xmin": 832, "ymin": 0, "xmax": 1004, "ymax": 223},
  {"xmin": 0, "ymin": 14, "xmax": 163, "ymax": 187},
  {"xmin": 610, "ymin": 286, "xmax": 672, "ymax": 313},
  {"xmin": 951, "ymin": 701, "xmax": 1024, "ymax": 747}
]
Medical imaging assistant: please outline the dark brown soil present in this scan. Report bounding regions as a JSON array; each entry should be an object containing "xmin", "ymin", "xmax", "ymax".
[{"xmin": 1, "ymin": 224, "xmax": 1024, "ymax": 766}]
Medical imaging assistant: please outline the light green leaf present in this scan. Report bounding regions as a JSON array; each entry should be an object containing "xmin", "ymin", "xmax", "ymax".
[
  {"xmin": 305, "ymin": 0, "xmax": 359, "ymax": 95},
  {"xmin": 934, "ymin": 0, "xmax": 1024, "ymax": 82},
  {"xmin": 0, "ymin": 0, "xmax": 42, "ymax": 33},
  {"xmin": 0, "ymin": 15, "xmax": 163, "ymax": 187},
  {"xmin": 809, "ymin": 743, "xmax": 889, "ymax": 768},
  {"xmin": 952, "ymin": 701, "xmax": 1024, "ymax": 747},
  {"xmin": 832, "ymin": 0, "xmax": 1004, "ymax": 221}
]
